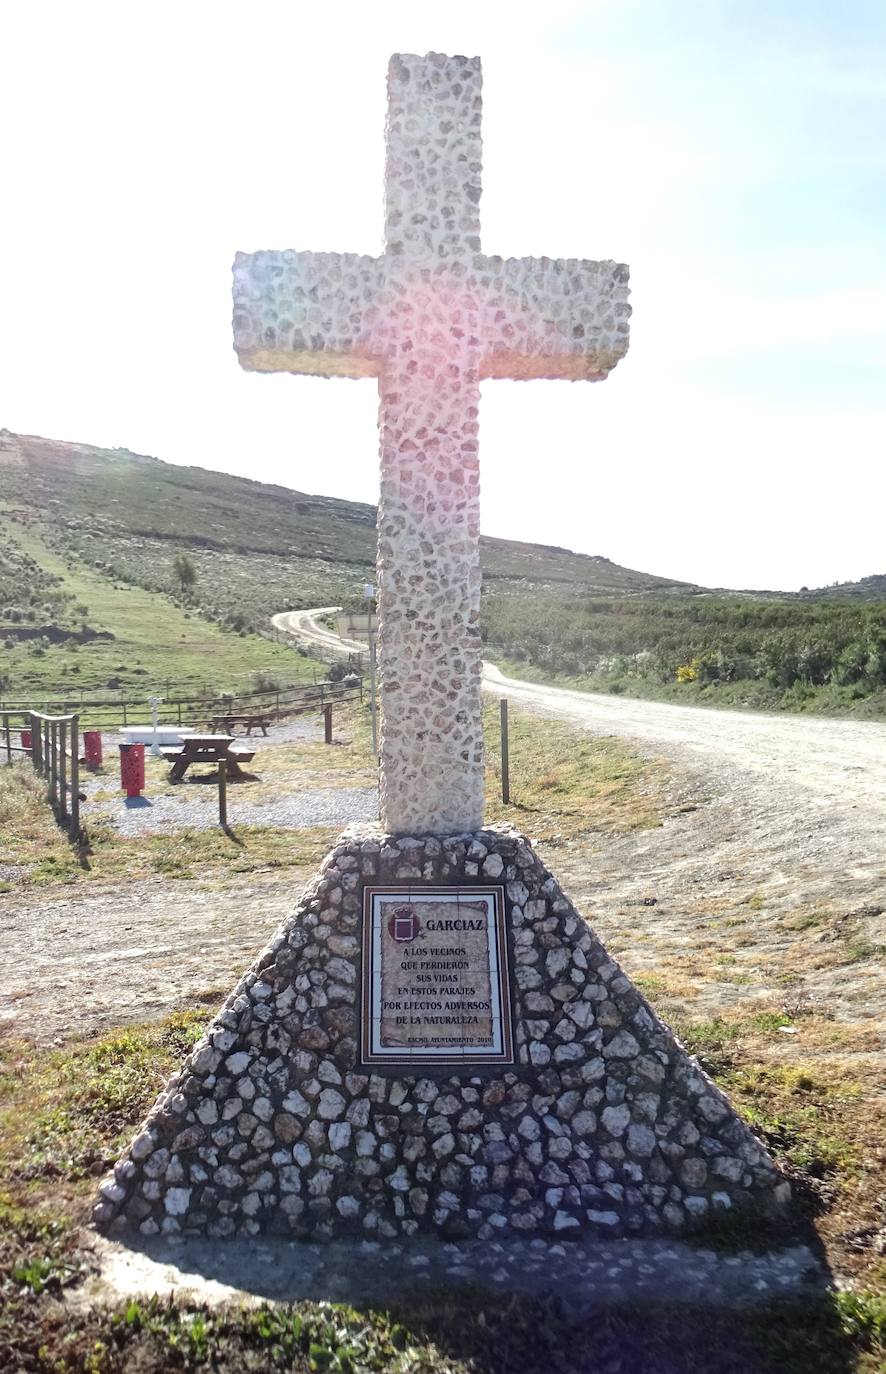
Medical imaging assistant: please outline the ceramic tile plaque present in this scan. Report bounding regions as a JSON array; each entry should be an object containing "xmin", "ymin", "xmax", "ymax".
[{"xmin": 361, "ymin": 886, "xmax": 513, "ymax": 1066}]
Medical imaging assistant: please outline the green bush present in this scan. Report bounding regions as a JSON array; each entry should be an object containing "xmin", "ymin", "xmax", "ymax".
[{"xmin": 483, "ymin": 588, "xmax": 886, "ymax": 711}]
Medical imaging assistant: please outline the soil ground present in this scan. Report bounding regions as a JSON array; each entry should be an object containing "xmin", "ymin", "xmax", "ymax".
[
  {"xmin": 2, "ymin": 644, "xmax": 885, "ymax": 1371},
  {"xmin": 481, "ymin": 662, "xmax": 886, "ymax": 1040}
]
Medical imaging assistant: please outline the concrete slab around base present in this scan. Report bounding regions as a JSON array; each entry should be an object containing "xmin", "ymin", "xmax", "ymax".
[{"xmin": 79, "ymin": 1231, "xmax": 828, "ymax": 1312}]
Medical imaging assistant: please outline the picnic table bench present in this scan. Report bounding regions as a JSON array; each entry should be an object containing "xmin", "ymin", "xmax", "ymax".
[
  {"xmin": 160, "ymin": 734, "xmax": 256, "ymax": 783},
  {"xmin": 208, "ymin": 712, "xmax": 273, "ymax": 736}
]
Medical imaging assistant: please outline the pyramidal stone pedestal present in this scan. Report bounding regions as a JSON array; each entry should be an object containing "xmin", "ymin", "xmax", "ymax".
[{"xmin": 95, "ymin": 826, "xmax": 788, "ymax": 1241}]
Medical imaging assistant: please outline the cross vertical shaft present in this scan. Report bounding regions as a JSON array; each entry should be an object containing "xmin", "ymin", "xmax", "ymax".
[
  {"xmin": 232, "ymin": 51, "xmax": 630, "ymax": 835},
  {"xmin": 383, "ymin": 53, "xmax": 483, "ymax": 262},
  {"xmin": 377, "ymin": 359, "xmax": 483, "ymax": 833},
  {"xmin": 376, "ymin": 55, "xmax": 486, "ymax": 832}
]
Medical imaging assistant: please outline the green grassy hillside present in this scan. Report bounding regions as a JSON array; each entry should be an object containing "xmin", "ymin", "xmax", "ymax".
[
  {"xmin": 0, "ymin": 429, "xmax": 689, "ymax": 605},
  {"xmin": 2, "ymin": 428, "xmax": 885, "ymax": 715}
]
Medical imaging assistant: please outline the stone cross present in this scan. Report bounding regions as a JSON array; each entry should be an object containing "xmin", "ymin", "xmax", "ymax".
[{"xmin": 233, "ymin": 52, "xmax": 630, "ymax": 835}]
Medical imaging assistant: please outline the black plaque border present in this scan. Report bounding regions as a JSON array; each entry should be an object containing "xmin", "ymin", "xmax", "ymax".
[{"xmin": 360, "ymin": 884, "xmax": 514, "ymax": 1068}]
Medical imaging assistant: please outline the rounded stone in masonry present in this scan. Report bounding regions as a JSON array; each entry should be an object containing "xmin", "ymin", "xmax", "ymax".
[{"xmin": 95, "ymin": 824, "xmax": 788, "ymax": 1242}]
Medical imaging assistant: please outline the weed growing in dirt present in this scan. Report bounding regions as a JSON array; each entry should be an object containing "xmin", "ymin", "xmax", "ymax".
[{"xmin": 0, "ymin": 1014, "xmax": 208, "ymax": 1196}]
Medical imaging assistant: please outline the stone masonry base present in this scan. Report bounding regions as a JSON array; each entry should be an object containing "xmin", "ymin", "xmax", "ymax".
[{"xmin": 94, "ymin": 826, "xmax": 788, "ymax": 1241}]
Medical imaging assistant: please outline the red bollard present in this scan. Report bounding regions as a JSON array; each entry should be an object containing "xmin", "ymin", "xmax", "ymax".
[
  {"xmin": 84, "ymin": 731, "xmax": 103, "ymax": 768},
  {"xmin": 119, "ymin": 742, "xmax": 145, "ymax": 798},
  {"xmin": 20, "ymin": 729, "xmax": 32, "ymax": 750}
]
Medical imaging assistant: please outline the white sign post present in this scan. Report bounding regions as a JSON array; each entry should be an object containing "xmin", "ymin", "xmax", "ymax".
[{"xmin": 148, "ymin": 695, "xmax": 163, "ymax": 758}]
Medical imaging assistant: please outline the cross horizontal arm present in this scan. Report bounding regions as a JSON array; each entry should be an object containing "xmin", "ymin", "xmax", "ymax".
[
  {"xmin": 476, "ymin": 255, "xmax": 630, "ymax": 381},
  {"xmin": 232, "ymin": 249, "xmax": 384, "ymax": 379}
]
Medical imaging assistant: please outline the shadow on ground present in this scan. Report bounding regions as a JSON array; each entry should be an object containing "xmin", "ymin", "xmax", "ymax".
[{"xmin": 85, "ymin": 1200, "xmax": 865, "ymax": 1373}]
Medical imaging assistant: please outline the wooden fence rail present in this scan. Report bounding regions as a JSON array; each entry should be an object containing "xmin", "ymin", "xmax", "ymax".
[
  {"xmin": 1, "ymin": 709, "xmax": 33, "ymax": 767},
  {"xmin": 1, "ymin": 708, "xmax": 82, "ymax": 840},
  {"xmin": 0, "ymin": 679, "xmax": 362, "ymax": 733},
  {"xmin": 30, "ymin": 710, "xmax": 82, "ymax": 839}
]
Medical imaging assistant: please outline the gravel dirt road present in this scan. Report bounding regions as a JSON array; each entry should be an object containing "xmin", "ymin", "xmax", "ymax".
[
  {"xmin": 2, "ymin": 610, "xmax": 883, "ymax": 1046},
  {"xmin": 0, "ymin": 872, "xmax": 303, "ymax": 1044},
  {"xmin": 271, "ymin": 607, "xmax": 364, "ymax": 658},
  {"xmin": 272, "ymin": 611, "xmax": 886, "ymax": 1033}
]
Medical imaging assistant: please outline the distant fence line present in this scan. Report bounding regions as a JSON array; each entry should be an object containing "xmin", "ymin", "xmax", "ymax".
[{"xmin": 0, "ymin": 678, "xmax": 362, "ymax": 732}]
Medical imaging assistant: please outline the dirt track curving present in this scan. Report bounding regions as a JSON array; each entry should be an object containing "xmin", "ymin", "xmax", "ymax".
[
  {"xmin": 272, "ymin": 611, "xmax": 886, "ymax": 1032},
  {"xmin": 271, "ymin": 607, "xmax": 364, "ymax": 658}
]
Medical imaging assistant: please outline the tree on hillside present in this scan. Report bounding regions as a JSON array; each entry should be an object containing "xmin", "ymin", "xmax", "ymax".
[{"xmin": 172, "ymin": 553, "xmax": 197, "ymax": 598}]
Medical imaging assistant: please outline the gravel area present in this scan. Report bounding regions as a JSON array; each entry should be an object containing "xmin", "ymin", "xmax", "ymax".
[
  {"xmin": 79, "ymin": 710, "xmax": 373, "ymax": 833},
  {"xmin": 261, "ymin": 715, "xmax": 327, "ymax": 745},
  {"xmin": 87, "ymin": 787, "xmax": 378, "ymax": 835},
  {"xmin": 86, "ymin": 1232, "xmax": 827, "ymax": 1311}
]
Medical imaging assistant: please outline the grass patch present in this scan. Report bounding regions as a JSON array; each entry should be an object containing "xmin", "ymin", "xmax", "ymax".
[
  {"xmin": 1, "ymin": 1287, "xmax": 883, "ymax": 1373},
  {"xmin": 0, "ymin": 1013, "xmax": 208, "ymax": 1194},
  {"xmin": 724, "ymin": 1062, "xmax": 863, "ymax": 1178},
  {"xmin": 674, "ymin": 1008, "xmax": 885, "ymax": 1290},
  {"xmin": 0, "ymin": 757, "xmax": 337, "ymax": 887},
  {"xmin": 675, "ymin": 1014, "xmax": 868, "ymax": 1173},
  {"xmin": 1, "ymin": 524, "xmax": 316, "ymax": 699},
  {"xmin": 782, "ymin": 908, "xmax": 833, "ymax": 932},
  {"xmin": 0, "ymin": 1013, "xmax": 210, "ymax": 1329},
  {"xmin": 483, "ymin": 699, "xmax": 664, "ymax": 839},
  {"xmin": 675, "ymin": 1011, "xmax": 794, "ymax": 1072}
]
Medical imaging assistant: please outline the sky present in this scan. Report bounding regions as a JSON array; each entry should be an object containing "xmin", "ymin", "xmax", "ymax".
[{"xmin": 1, "ymin": 0, "xmax": 884, "ymax": 592}]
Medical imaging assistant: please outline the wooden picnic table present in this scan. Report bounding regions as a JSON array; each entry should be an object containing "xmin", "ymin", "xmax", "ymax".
[
  {"xmin": 160, "ymin": 734, "xmax": 256, "ymax": 783},
  {"xmin": 208, "ymin": 712, "xmax": 272, "ymax": 736}
]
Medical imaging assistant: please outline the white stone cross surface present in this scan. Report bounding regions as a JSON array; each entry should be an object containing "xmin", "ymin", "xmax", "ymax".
[{"xmin": 233, "ymin": 52, "xmax": 630, "ymax": 835}]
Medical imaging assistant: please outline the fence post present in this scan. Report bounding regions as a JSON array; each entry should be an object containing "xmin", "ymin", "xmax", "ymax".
[
  {"xmin": 324, "ymin": 704, "xmax": 333, "ymax": 745},
  {"xmin": 49, "ymin": 721, "xmax": 58, "ymax": 806},
  {"xmin": 3, "ymin": 715, "xmax": 10, "ymax": 766},
  {"xmin": 122, "ymin": 699, "xmax": 128, "ymax": 727},
  {"xmin": 59, "ymin": 720, "xmax": 68, "ymax": 823},
  {"xmin": 30, "ymin": 713, "xmax": 40, "ymax": 772},
  {"xmin": 500, "ymin": 698, "xmax": 510, "ymax": 805},
  {"xmin": 218, "ymin": 759, "xmax": 227, "ymax": 828},
  {"xmin": 70, "ymin": 713, "xmax": 80, "ymax": 839}
]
